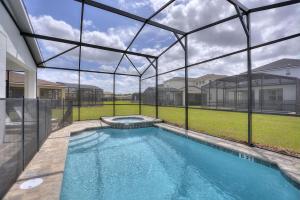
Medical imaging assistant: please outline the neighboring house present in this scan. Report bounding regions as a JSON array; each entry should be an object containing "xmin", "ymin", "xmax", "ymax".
[
  {"xmin": 57, "ymin": 82, "xmax": 104, "ymax": 106},
  {"xmin": 251, "ymin": 58, "xmax": 300, "ymax": 78},
  {"xmin": 103, "ymin": 92, "xmax": 113, "ymax": 102},
  {"xmin": 201, "ymin": 58, "xmax": 300, "ymax": 114},
  {"xmin": 131, "ymin": 93, "xmax": 140, "ymax": 102},
  {"xmin": 7, "ymin": 71, "xmax": 65, "ymax": 99},
  {"xmin": 115, "ymin": 94, "xmax": 132, "ymax": 102},
  {"xmin": 185, "ymin": 74, "xmax": 226, "ymax": 105},
  {"xmin": 142, "ymin": 74, "xmax": 226, "ymax": 106},
  {"xmin": 142, "ymin": 86, "xmax": 183, "ymax": 106}
]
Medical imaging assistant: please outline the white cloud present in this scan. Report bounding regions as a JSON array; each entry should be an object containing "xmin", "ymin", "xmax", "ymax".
[
  {"xmin": 30, "ymin": 15, "xmax": 80, "ymax": 40},
  {"xmin": 153, "ymin": 0, "xmax": 235, "ymax": 32},
  {"xmin": 33, "ymin": 1, "xmax": 300, "ymax": 93},
  {"xmin": 150, "ymin": 0, "xmax": 300, "ymax": 78},
  {"xmin": 83, "ymin": 19, "xmax": 96, "ymax": 29},
  {"xmin": 30, "ymin": 15, "xmax": 133, "ymax": 67}
]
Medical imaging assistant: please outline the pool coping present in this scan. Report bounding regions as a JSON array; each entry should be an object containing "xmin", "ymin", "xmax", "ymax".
[
  {"xmin": 3, "ymin": 120, "xmax": 300, "ymax": 199},
  {"xmin": 101, "ymin": 115, "xmax": 162, "ymax": 129}
]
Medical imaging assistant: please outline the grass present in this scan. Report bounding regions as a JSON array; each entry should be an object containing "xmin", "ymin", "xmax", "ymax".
[{"xmin": 72, "ymin": 104, "xmax": 300, "ymax": 155}]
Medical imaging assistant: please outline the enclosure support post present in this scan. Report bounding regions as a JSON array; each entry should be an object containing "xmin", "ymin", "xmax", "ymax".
[
  {"xmin": 22, "ymin": 97, "xmax": 25, "ymax": 170},
  {"xmin": 216, "ymin": 81, "xmax": 218, "ymax": 109},
  {"xmin": 62, "ymin": 98, "xmax": 65, "ymax": 127},
  {"xmin": 78, "ymin": 0, "xmax": 84, "ymax": 121},
  {"xmin": 6, "ymin": 70, "xmax": 9, "ymax": 98},
  {"xmin": 223, "ymin": 81, "xmax": 225, "ymax": 107},
  {"xmin": 113, "ymin": 74, "xmax": 116, "ymax": 116},
  {"xmin": 139, "ymin": 76, "xmax": 141, "ymax": 115},
  {"xmin": 37, "ymin": 97, "xmax": 40, "ymax": 151},
  {"xmin": 261, "ymin": 74, "xmax": 264, "ymax": 112},
  {"xmin": 233, "ymin": 2, "xmax": 253, "ymax": 146},
  {"xmin": 155, "ymin": 59, "xmax": 158, "ymax": 119},
  {"xmin": 78, "ymin": 72, "xmax": 81, "ymax": 121},
  {"xmin": 235, "ymin": 77, "xmax": 237, "ymax": 110},
  {"xmin": 208, "ymin": 81, "xmax": 211, "ymax": 107},
  {"xmin": 184, "ymin": 36, "xmax": 189, "ymax": 130},
  {"xmin": 246, "ymin": 13, "xmax": 253, "ymax": 146}
]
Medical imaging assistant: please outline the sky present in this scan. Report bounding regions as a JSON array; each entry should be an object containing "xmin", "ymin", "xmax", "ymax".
[{"xmin": 23, "ymin": 0, "xmax": 300, "ymax": 93}]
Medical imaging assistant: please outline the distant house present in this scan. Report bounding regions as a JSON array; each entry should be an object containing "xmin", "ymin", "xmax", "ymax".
[
  {"xmin": 142, "ymin": 74, "xmax": 226, "ymax": 106},
  {"xmin": 131, "ymin": 93, "xmax": 140, "ymax": 102},
  {"xmin": 163, "ymin": 77, "xmax": 200, "ymax": 105},
  {"xmin": 142, "ymin": 86, "xmax": 183, "ymax": 106},
  {"xmin": 8, "ymin": 71, "xmax": 65, "ymax": 99},
  {"xmin": 252, "ymin": 58, "xmax": 300, "ymax": 78},
  {"xmin": 115, "ymin": 94, "xmax": 132, "ymax": 102},
  {"xmin": 57, "ymin": 82, "xmax": 104, "ymax": 106},
  {"xmin": 201, "ymin": 58, "xmax": 300, "ymax": 114},
  {"xmin": 103, "ymin": 92, "xmax": 113, "ymax": 102}
]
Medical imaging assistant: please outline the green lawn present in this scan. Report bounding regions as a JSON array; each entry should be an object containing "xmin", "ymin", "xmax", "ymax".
[{"xmin": 73, "ymin": 105, "xmax": 300, "ymax": 155}]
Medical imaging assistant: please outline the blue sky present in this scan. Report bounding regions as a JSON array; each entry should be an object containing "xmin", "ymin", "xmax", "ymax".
[
  {"xmin": 25, "ymin": 0, "xmax": 300, "ymax": 93},
  {"xmin": 24, "ymin": 0, "xmax": 176, "ymax": 81},
  {"xmin": 24, "ymin": 0, "xmax": 176, "ymax": 52}
]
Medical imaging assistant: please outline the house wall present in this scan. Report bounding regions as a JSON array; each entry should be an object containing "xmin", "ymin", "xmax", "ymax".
[
  {"xmin": 0, "ymin": 3, "xmax": 36, "ymax": 71},
  {"xmin": 0, "ymin": 32, "xmax": 6, "ymax": 144},
  {"xmin": 164, "ymin": 79, "xmax": 196, "ymax": 89},
  {"xmin": 1, "ymin": 2, "xmax": 38, "ymax": 144},
  {"xmin": 195, "ymin": 79, "xmax": 210, "ymax": 88},
  {"xmin": 252, "ymin": 84, "xmax": 296, "ymax": 102},
  {"xmin": 204, "ymin": 88, "xmax": 227, "ymax": 107},
  {"xmin": 0, "ymin": 3, "xmax": 37, "ymax": 98},
  {"xmin": 297, "ymin": 80, "xmax": 300, "ymax": 114},
  {"xmin": 0, "ymin": 32, "xmax": 6, "ymax": 98},
  {"xmin": 206, "ymin": 84, "xmax": 297, "ymax": 112}
]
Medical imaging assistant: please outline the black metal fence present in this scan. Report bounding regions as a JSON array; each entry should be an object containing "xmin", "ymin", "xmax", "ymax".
[
  {"xmin": 2, "ymin": 0, "xmax": 300, "ymax": 159},
  {"xmin": 0, "ymin": 98, "xmax": 72, "ymax": 197}
]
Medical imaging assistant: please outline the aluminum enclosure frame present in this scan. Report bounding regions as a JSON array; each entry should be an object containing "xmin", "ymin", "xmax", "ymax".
[{"xmin": 3, "ymin": 0, "xmax": 300, "ymax": 147}]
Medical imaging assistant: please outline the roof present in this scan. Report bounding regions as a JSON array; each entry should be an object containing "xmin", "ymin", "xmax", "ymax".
[
  {"xmin": 9, "ymin": 71, "xmax": 65, "ymax": 88},
  {"xmin": 164, "ymin": 74, "xmax": 227, "ymax": 83},
  {"xmin": 195, "ymin": 74, "xmax": 227, "ymax": 81},
  {"xmin": 201, "ymin": 72, "xmax": 298, "ymax": 89},
  {"xmin": 144, "ymin": 86, "xmax": 180, "ymax": 93},
  {"xmin": 178, "ymin": 85, "xmax": 202, "ymax": 92},
  {"xmin": 252, "ymin": 58, "xmax": 300, "ymax": 73},
  {"xmin": 57, "ymin": 82, "xmax": 103, "ymax": 90},
  {"xmin": 5, "ymin": 0, "xmax": 42, "ymax": 64},
  {"xmin": 165, "ymin": 77, "xmax": 197, "ymax": 82}
]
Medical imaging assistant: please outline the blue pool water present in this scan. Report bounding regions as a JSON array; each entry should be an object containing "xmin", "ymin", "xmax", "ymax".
[
  {"xmin": 61, "ymin": 127, "xmax": 300, "ymax": 200},
  {"xmin": 112, "ymin": 117, "xmax": 144, "ymax": 123}
]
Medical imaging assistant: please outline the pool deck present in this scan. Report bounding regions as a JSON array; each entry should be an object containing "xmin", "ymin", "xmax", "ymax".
[{"xmin": 4, "ymin": 120, "xmax": 300, "ymax": 199}]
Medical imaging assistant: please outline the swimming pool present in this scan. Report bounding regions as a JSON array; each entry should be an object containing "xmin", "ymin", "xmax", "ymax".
[{"xmin": 61, "ymin": 127, "xmax": 300, "ymax": 200}]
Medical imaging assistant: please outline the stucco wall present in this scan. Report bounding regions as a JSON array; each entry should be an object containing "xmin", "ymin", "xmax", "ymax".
[
  {"xmin": 0, "ymin": 2, "xmax": 37, "ymax": 98},
  {"xmin": 0, "ymin": 3, "xmax": 36, "ymax": 71}
]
